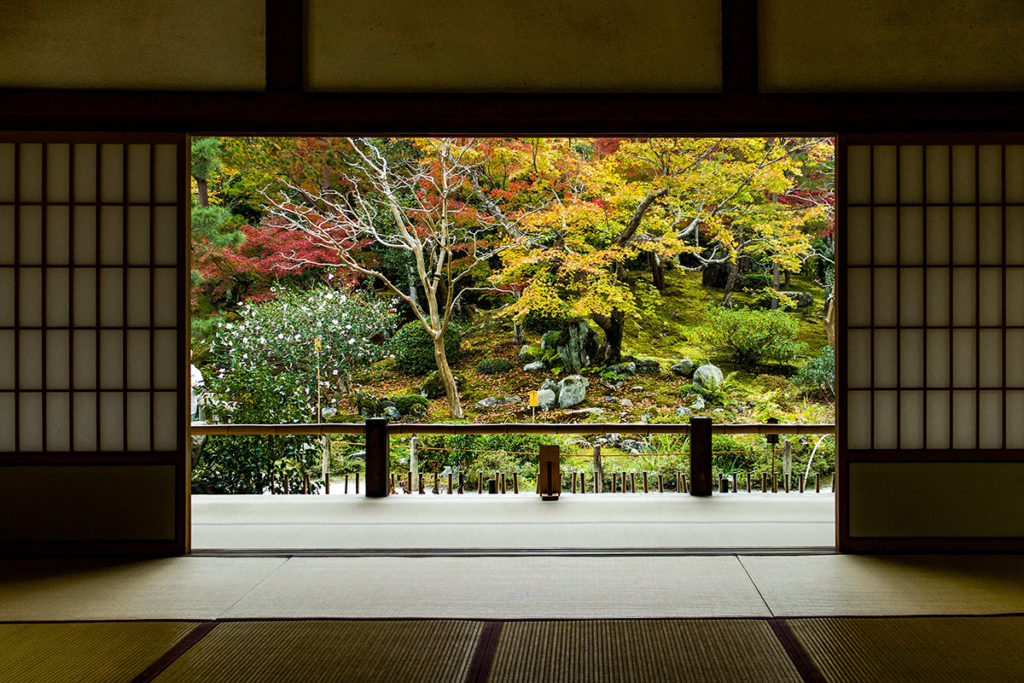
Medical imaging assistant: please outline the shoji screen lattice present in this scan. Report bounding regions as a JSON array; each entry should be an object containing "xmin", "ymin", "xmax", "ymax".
[
  {"xmin": 840, "ymin": 139, "xmax": 1024, "ymax": 550},
  {"xmin": 0, "ymin": 136, "xmax": 187, "ymax": 554}
]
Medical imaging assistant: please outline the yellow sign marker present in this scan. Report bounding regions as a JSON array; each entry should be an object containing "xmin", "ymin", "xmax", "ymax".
[
  {"xmin": 314, "ymin": 337, "xmax": 322, "ymax": 352},
  {"xmin": 529, "ymin": 391, "xmax": 539, "ymax": 407}
]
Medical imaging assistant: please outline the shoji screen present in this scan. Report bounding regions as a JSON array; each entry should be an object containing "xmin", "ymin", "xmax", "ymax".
[
  {"xmin": 840, "ymin": 138, "xmax": 1024, "ymax": 551},
  {"xmin": 0, "ymin": 135, "xmax": 187, "ymax": 554}
]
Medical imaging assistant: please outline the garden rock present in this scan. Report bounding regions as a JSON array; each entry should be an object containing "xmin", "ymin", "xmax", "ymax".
[
  {"xmin": 690, "ymin": 394, "xmax": 706, "ymax": 410},
  {"xmin": 540, "ymin": 378, "xmax": 559, "ymax": 394},
  {"xmin": 566, "ymin": 407, "xmax": 605, "ymax": 417},
  {"xmin": 694, "ymin": 364, "xmax": 724, "ymax": 391},
  {"xmin": 780, "ymin": 290, "xmax": 814, "ymax": 308},
  {"xmin": 523, "ymin": 360, "xmax": 547, "ymax": 373},
  {"xmin": 540, "ymin": 330, "xmax": 561, "ymax": 351},
  {"xmin": 420, "ymin": 371, "xmax": 464, "ymax": 399},
  {"xmin": 671, "ymin": 359, "xmax": 695, "ymax": 377},
  {"xmin": 607, "ymin": 362, "xmax": 637, "ymax": 376},
  {"xmin": 555, "ymin": 320, "xmax": 601, "ymax": 373},
  {"xmin": 619, "ymin": 438, "xmax": 647, "ymax": 454},
  {"xmin": 618, "ymin": 398, "xmax": 634, "ymax": 408},
  {"xmin": 636, "ymin": 359, "xmax": 661, "ymax": 375},
  {"xmin": 476, "ymin": 396, "xmax": 521, "ymax": 409},
  {"xmin": 517, "ymin": 344, "xmax": 540, "ymax": 363},
  {"xmin": 557, "ymin": 374, "xmax": 589, "ymax": 409},
  {"xmin": 536, "ymin": 388, "xmax": 557, "ymax": 411},
  {"xmin": 675, "ymin": 406, "xmax": 692, "ymax": 419},
  {"xmin": 596, "ymin": 433, "xmax": 622, "ymax": 447}
]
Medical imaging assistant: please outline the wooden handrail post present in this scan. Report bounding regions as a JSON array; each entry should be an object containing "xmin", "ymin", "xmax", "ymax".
[
  {"xmin": 365, "ymin": 418, "xmax": 389, "ymax": 498},
  {"xmin": 689, "ymin": 416, "xmax": 713, "ymax": 496},
  {"xmin": 538, "ymin": 444, "xmax": 561, "ymax": 500}
]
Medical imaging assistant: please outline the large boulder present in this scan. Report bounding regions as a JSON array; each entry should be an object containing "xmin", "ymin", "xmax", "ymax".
[
  {"xmin": 540, "ymin": 378, "xmax": 559, "ymax": 394},
  {"xmin": 671, "ymin": 359, "xmax": 695, "ymax": 378},
  {"xmin": 420, "ymin": 371, "xmax": 464, "ymax": 399},
  {"xmin": 517, "ymin": 344, "xmax": 540, "ymax": 363},
  {"xmin": 557, "ymin": 374, "xmax": 589, "ymax": 409},
  {"xmin": 536, "ymin": 388, "xmax": 557, "ymax": 411},
  {"xmin": 619, "ymin": 438, "xmax": 647, "ymax": 454},
  {"xmin": 607, "ymin": 362, "xmax": 637, "ymax": 376},
  {"xmin": 555, "ymin": 320, "xmax": 601, "ymax": 373},
  {"xmin": 693, "ymin": 364, "xmax": 724, "ymax": 391},
  {"xmin": 524, "ymin": 360, "xmax": 547, "ymax": 373},
  {"xmin": 476, "ymin": 396, "xmax": 521, "ymax": 409},
  {"xmin": 540, "ymin": 330, "xmax": 561, "ymax": 351}
]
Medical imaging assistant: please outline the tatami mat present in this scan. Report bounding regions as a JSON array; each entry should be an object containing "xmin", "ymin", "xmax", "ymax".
[
  {"xmin": 0, "ymin": 621, "xmax": 198, "ymax": 683},
  {"xmin": 488, "ymin": 619, "xmax": 800, "ymax": 682},
  {"xmin": 154, "ymin": 620, "xmax": 482, "ymax": 683},
  {"xmin": 739, "ymin": 555, "xmax": 1024, "ymax": 616},
  {"xmin": 788, "ymin": 616, "xmax": 1024, "ymax": 682}
]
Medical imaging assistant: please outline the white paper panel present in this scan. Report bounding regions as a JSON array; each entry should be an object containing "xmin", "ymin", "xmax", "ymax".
[
  {"xmin": 1007, "ymin": 207, "xmax": 1024, "ymax": 265},
  {"xmin": 72, "ymin": 206, "xmax": 96, "ymax": 265},
  {"xmin": 978, "ymin": 268, "xmax": 1003, "ymax": 326},
  {"xmin": 978, "ymin": 146, "xmax": 1002, "ymax": 204},
  {"xmin": 847, "ymin": 269, "xmax": 872, "ymax": 326},
  {"xmin": 46, "ymin": 144, "xmax": 70, "ymax": 203},
  {"xmin": 979, "ymin": 390, "xmax": 1003, "ymax": 449},
  {"xmin": 872, "ymin": 208, "xmax": 897, "ymax": 265},
  {"xmin": 99, "ymin": 268, "xmax": 123, "ymax": 326},
  {"xmin": 847, "ymin": 391, "xmax": 872, "ymax": 450},
  {"xmin": 925, "ymin": 146, "xmax": 950, "ymax": 204},
  {"xmin": 153, "ymin": 207, "xmax": 177, "ymax": 266},
  {"xmin": 979, "ymin": 330, "xmax": 1003, "ymax": 388},
  {"xmin": 979, "ymin": 209, "xmax": 1002, "ymax": 266},
  {"xmin": 19, "ymin": 206, "xmax": 42, "ymax": 265},
  {"xmin": 951, "ymin": 268, "xmax": 977, "ymax": 326},
  {"xmin": 153, "ymin": 392, "xmax": 178, "ymax": 451},
  {"xmin": 72, "ymin": 392, "xmax": 97, "ymax": 451},
  {"xmin": 126, "ymin": 268, "xmax": 150, "ymax": 327},
  {"xmin": 0, "ymin": 331, "xmax": 13, "ymax": 390},
  {"xmin": 899, "ymin": 207, "xmax": 923, "ymax": 265},
  {"xmin": 872, "ymin": 146, "xmax": 897, "ymax": 204},
  {"xmin": 952, "ymin": 329, "xmax": 977, "ymax": 387},
  {"xmin": 899, "ymin": 146, "xmax": 924, "ymax": 204},
  {"xmin": 126, "ymin": 331, "xmax": 150, "ymax": 390},
  {"xmin": 925, "ymin": 270, "xmax": 946, "ymax": 325},
  {"xmin": 952, "ymin": 146, "xmax": 977, "ymax": 204},
  {"xmin": 899, "ymin": 329, "xmax": 924, "ymax": 387},
  {"xmin": 926, "ymin": 391, "xmax": 950, "ymax": 449},
  {"xmin": 127, "ymin": 206, "xmax": 149, "ymax": 266},
  {"xmin": 951, "ymin": 207, "xmax": 976, "ymax": 265},
  {"xmin": 153, "ymin": 331, "xmax": 177, "ymax": 390},
  {"xmin": 99, "ymin": 145, "xmax": 123, "ymax": 203},
  {"xmin": 99, "ymin": 392, "xmax": 123, "ymax": 452},
  {"xmin": 72, "ymin": 330, "xmax": 96, "ymax": 389},
  {"xmin": 1007, "ymin": 269, "xmax": 1024, "ymax": 326},
  {"xmin": 1007, "ymin": 391, "xmax": 1024, "ymax": 448},
  {"xmin": 72, "ymin": 144, "xmax": 97, "ymax": 203},
  {"xmin": 18, "ymin": 330, "xmax": 41, "ymax": 390},
  {"xmin": 18, "ymin": 144, "xmax": 43, "ymax": 203},
  {"xmin": 153, "ymin": 269, "xmax": 177, "ymax": 327},
  {"xmin": 845, "ymin": 207, "xmax": 871, "ymax": 266},
  {"xmin": 0, "ymin": 269, "xmax": 11, "ymax": 326},
  {"xmin": 45, "ymin": 330, "xmax": 69, "ymax": 389},
  {"xmin": 846, "ymin": 146, "xmax": 871, "ymax": 204},
  {"xmin": 926, "ymin": 330, "xmax": 950, "ymax": 387},
  {"xmin": 45, "ymin": 267, "xmax": 70, "ymax": 327},
  {"xmin": 925, "ymin": 207, "xmax": 950, "ymax": 264},
  {"xmin": 1007, "ymin": 147, "xmax": 1024, "ymax": 203},
  {"xmin": 127, "ymin": 145, "xmax": 150, "ymax": 204},
  {"xmin": 847, "ymin": 329, "xmax": 871, "ymax": 388},
  {"xmin": 0, "ymin": 144, "xmax": 14, "ymax": 202},
  {"xmin": 153, "ymin": 145, "xmax": 177, "ymax": 204},
  {"xmin": 899, "ymin": 391, "xmax": 924, "ymax": 449},
  {"xmin": 72, "ymin": 268, "xmax": 96, "ymax": 327},
  {"xmin": 126, "ymin": 392, "xmax": 150, "ymax": 451},
  {"xmin": 1008, "ymin": 330, "xmax": 1024, "ymax": 387},
  {"xmin": 873, "ymin": 330, "xmax": 897, "ymax": 388},
  {"xmin": 899, "ymin": 268, "xmax": 923, "ymax": 326},
  {"xmin": 873, "ymin": 269, "xmax": 897, "ymax": 326},
  {"xmin": 99, "ymin": 206, "xmax": 123, "ymax": 265},
  {"xmin": 952, "ymin": 390, "xmax": 977, "ymax": 449},
  {"xmin": 0, "ymin": 393, "xmax": 14, "ymax": 451},
  {"xmin": 19, "ymin": 392, "xmax": 42, "ymax": 451},
  {"xmin": 46, "ymin": 205, "xmax": 70, "ymax": 265},
  {"xmin": 99, "ymin": 330, "xmax": 122, "ymax": 390},
  {"xmin": 45, "ymin": 392, "xmax": 70, "ymax": 451},
  {"xmin": 0, "ymin": 206, "xmax": 13, "ymax": 265},
  {"xmin": 18, "ymin": 268, "xmax": 42, "ymax": 327},
  {"xmin": 873, "ymin": 391, "xmax": 898, "ymax": 449}
]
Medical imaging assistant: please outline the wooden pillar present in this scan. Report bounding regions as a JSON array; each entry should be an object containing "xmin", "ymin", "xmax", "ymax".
[
  {"xmin": 365, "ymin": 418, "xmax": 389, "ymax": 498},
  {"xmin": 689, "ymin": 416, "xmax": 713, "ymax": 496},
  {"xmin": 538, "ymin": 444, "xmax": 561, "ymax": 501}
]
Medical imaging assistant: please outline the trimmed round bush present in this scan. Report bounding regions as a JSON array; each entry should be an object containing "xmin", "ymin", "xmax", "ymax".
[
  {"xmin": 476, "ymin": 358, "xmax": 512, "ymax": 375},
  {"xmin": 392, "ymin": 321, "xmax": 461, "ymax": 375},
  {"xmin": 695, "ymin": 307, "xmax": 804, "ymax": 368},
  {"xmin": 742, "ymin": 273, "xmax": 772, "ymax": 291}
]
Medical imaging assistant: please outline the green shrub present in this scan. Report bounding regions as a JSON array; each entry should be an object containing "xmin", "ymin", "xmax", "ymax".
[
  {"xmin": 695, "ymin": 307, "xmax": 805, "ymax": 368},
  {"xmin": 793, "ymin": 346, "xmax": 835, "ymax": 399},
  {"xmin": 741, "ymin": 273, "xmax": 772, "ymax": 290},
  {"xmin": 391, "ymin": 321, "xmax": 461, "ymax": 375},
  {"xmin": 388, "ymin": 394, "xmax": 429, "ymax": 415},
  {"xmin": 476, "ymin": 358, "xmax": 512, "ymax": 375}
]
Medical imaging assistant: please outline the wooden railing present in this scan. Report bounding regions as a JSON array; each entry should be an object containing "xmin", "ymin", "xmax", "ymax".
[{"xmin": 191, "ymin": 418, "xmax": 834, "ymax": 500}]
